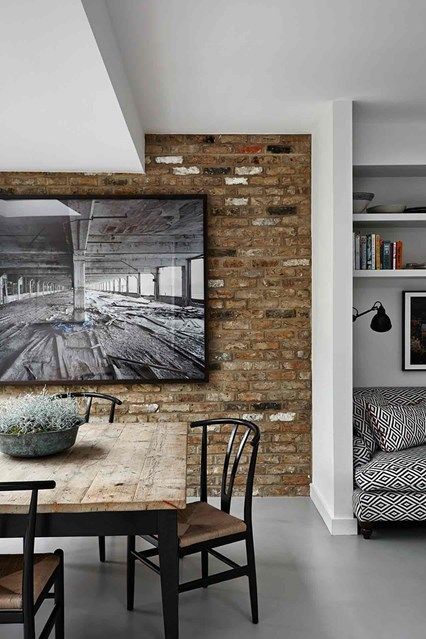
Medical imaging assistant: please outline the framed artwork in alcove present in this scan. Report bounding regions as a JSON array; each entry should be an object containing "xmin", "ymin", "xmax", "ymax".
[
  {"xmin": 403, "ymin": 291, "xmax": 426, "ymax": 371},
  {"xmin": 0, "ymin": 195, "xmax": 207, "ymax": 384}
]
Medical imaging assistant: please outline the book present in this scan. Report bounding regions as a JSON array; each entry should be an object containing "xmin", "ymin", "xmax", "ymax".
[
  {"xmin": 355, "ymin": 234, "xmax": 360, "ymax": 270},
  {"xmin": 383, "ymin": 241, "xmax": 392, "ymax": 269},
  {"xmin": 360, "ymin": 235, "xmax": 367, "ymax": 270},
  {"xmin": 371, "ymin": 234, "xmax": 376, "ymax": 270},
  {"xmin": 396, "ymin": 240, "xmax": 403, "ymax": 269},
  {"xmin": 392, "ymin": 242, "xmax": 397, "ymax": 269},
  {"xmin": 366, "ymin": 235, "xmax": 372, "ymax": 269},
  {"xmin": 353, "ymin": 233, "xmax": 356, "ymax": 270},
  {"xmin": 375, "ymin": 235, "xmax": 381, "ymax": 269}
]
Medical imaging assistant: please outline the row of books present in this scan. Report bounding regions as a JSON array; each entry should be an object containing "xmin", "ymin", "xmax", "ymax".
[{"xmin": 353, "ymin": 234, "xmax": 404, "ymax": 270}]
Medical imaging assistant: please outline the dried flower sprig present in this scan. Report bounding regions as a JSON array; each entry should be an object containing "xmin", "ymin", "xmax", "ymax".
[{"xmin": 0, "ymin": 390, "xmax": 83, "ymax": 436}]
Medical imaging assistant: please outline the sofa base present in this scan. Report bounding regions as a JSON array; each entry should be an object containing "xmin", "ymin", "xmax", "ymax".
[
  {"xmin": 357, "ymin": 520, "xmax": 374, "ymax": 539},
  {"xmin": 353, "ymin": 488, "xmax": 426, "ymax": 523}
]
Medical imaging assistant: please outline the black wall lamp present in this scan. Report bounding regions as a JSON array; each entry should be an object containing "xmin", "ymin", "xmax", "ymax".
[{"xmin": 352, "ymin": 301, "xmax": 392, "ymax": 332}]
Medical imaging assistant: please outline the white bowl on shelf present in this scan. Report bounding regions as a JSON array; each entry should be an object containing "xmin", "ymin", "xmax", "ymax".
[{"xmin": 367, "ymin": 204, "xmax": 406, "ymax": 213}]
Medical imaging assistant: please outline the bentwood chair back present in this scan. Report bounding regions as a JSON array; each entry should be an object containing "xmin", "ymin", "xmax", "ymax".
[
  {"xmin": 127, "ymin": 418, "xmax": 261, "ymax": 624},
  {"xmin": 0, "ymin": 481, "xmax": 65, "ymax": 639},
  {"xmin": 51, "ymin": 392, "xmax": 123, "ymax": 562}
]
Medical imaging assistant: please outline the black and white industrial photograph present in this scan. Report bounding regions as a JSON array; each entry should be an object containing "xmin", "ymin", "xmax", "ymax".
[
  {"xmin": 0, "ymin": 196, "xmax": 207, "ymax": 383},
  {"xmin": 403, "ymin": 291, "xmax": 426, "ymax": 370}
]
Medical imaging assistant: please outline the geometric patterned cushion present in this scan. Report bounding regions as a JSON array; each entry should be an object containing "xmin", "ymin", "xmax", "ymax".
[
  {"xmin": 355, "ymin": 444, "xmax": 426, "ymax": 492},
  {"xmin": 374, "ymin": 387, "xmax": 426, "ymax": 405},
  {"xmin": 353, "ymin": 487, "xmax": 426, "ymax": 522},
  {"xmin": 353, "ymin": 388, "xmax": 383, "ymax": 455},
  {"xmin": 353, "ymin": 436, "xmax": 372, "ymax": 469},
  {"xmin": 354, "ymin": 387, "xmax": 426, "ymax": 455},
  {"xmin": 368, "ymin": 403, "xmax": 426, "ymax": 452}
]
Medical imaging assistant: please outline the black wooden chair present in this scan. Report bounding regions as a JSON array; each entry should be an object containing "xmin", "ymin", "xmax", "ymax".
[
  {"xmin": 52, "ymin": 392, "xmax": 122, "ymax": 563},
  {"xmin": 127, "ymin": 418, "xmax": 261, "ymax": 624},
  {"xmin": 0, "ymin": 481, "xmax": 64, "ymax": 639}
]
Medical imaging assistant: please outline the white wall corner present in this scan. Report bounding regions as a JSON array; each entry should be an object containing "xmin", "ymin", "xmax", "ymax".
[
  {"xmin": 82, "ymin": 0, "xmax": 145, "ymax": 171},
  {"xmin": 311, "ymin": 100, "xmax": 356, "ymax": 535},
  {"xmin": 310, "ymin": 484, "xmax": 358, "ymax": 535}
]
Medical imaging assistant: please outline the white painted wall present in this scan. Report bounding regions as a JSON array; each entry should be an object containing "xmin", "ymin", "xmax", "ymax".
[
  {"xmin": 353, "ymin": 280, "xmax": 426, "ymax": 387},
  {"xmin": 354, "ymin": 121, "xmax": 426, "ymax": 167},
  {"xmin": 82, "ymin": 0, "xmax": 145, "ymax": 168},
  {"xmin": 311, "ymin": 100, "xmax": 357, "ymax": 535},
  {"xmin": 0, "ymin": 0, "xmax": 144, "ymax": 172}
]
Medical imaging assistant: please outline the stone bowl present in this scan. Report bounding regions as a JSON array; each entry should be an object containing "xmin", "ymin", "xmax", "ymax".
[
  {"xmin": 353, "ymin": 192, "xmax": 374, "ymax": 213},
  {"xmin": 0, "ymin": 422, "xmax": 82, "ymax": 458}
]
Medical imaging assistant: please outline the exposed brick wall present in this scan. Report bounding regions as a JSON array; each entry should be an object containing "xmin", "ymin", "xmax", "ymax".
[{"xmin": 0, "ymin": 134, "xmax": 311, "ymax": 496}]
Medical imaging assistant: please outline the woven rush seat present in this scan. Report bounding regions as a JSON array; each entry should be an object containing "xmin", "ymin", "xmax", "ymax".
[
  {"xmin": 0, "ymin": 553, "xmax": 60, "ymax": 610},
  {"xmin": 177, "ymin": 501, "xmax": 247, "ymax": 548}
]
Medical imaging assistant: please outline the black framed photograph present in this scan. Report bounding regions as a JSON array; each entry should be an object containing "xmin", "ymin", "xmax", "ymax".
[
  {"xmin": 0, "ymin": 195, "xmax": 207, "ymax": 384},
  {"xmin": 403, "ymin": 291, "xmax": 426, "ymax": 371}
]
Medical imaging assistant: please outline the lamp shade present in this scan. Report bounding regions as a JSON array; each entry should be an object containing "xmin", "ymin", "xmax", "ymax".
[{"xmin": 370, "ymin": 305, "xmax": 392, "ymax": 332}]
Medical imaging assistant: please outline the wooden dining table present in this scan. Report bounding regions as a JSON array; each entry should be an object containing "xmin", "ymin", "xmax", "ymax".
[{"xmin": 0, "ymin": 421, "xmax": 188, "ymax": 639}]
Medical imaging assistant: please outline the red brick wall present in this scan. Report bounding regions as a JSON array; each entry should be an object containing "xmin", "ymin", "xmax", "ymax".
[{"xmin": 0, "ymin": 133, "xmax": 311, "ymax": 496}]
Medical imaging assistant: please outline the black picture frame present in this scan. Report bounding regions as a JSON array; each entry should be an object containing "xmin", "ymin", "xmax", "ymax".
[
  {"xmin": 0, "ymin": 194, "xmax": 208, "ymax": 385},
  {"xmin": 402, "ymin": 290, "xmax": 426, "ymax": 371}
]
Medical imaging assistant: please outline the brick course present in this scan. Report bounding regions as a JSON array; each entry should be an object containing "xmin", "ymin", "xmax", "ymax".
[{"xmin": 0, "ymin": 133, "xmax": 311, "ymax": 497}]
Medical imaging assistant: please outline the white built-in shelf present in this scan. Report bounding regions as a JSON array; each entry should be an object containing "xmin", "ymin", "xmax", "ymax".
[
  {"xmin": 354, "ymin": 165, "xmax": 426, "ymax": 178},
  {"xmin": 353, "ymin": 213, "xmax": 426, "ymax": 228},
  {"xmin": 354, "ymin": 270, "xmax": 426, "ymax": 278}
]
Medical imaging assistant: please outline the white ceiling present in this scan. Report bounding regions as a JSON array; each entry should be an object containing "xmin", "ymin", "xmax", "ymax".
[
  {"xmin": 0, "ymin": 0, "xmax": 144, "ymax": 172},
  {"xmin": 1, "ymin": 0, "xmax": 426, "ymax": 173},
  {"xmin": 106, "ymin": 0, "xmax": 426, "ymax": 131}
]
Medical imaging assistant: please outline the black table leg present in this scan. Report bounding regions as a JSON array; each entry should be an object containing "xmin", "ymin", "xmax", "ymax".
[{"xmin": 158, "ymin": 510, "xmax": 179, "ymax": 639}]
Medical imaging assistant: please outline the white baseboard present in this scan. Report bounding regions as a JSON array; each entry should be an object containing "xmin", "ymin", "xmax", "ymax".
[{"xmin": 310, "ymin": 483, "xmax": 358, "ymax": 535}]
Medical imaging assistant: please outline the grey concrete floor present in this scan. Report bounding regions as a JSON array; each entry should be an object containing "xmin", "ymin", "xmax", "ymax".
[{"xmin": 4, "ymin": 497, "xmax": 426, "ymax": 639}]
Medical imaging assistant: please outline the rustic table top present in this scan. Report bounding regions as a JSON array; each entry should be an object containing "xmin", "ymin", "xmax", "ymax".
[{"xmin": 0, "ymin": 422, "xmax": 188, "ymax": 514}]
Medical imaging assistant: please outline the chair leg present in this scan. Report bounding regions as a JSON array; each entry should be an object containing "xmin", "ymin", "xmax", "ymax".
[
  {"xmin": 54, "ymin": 550, "xmax": 65, "ymax": 639},
  {"xmin": 201, "ymin": 550, "xmax": 208, "ymax": 588},
  {"xmin": 23, "ymin": 609, "xmax": 36, "ymax": 639},
  {"xmin": 98, "ymin": 536, "xmax": 106, "ymax": 563},
  {"xmin": 127, "ymin": 535, "xmax": 136, "ymax": 611},
  {"xmin": 245, "ymin": 532, "xmax": 258, "ymax": 624}
]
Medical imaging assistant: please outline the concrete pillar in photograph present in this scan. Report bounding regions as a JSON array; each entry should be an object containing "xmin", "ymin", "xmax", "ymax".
[
  {"xmin": 35, "ymin": 280, "xmax": 40, "ymax": 296},
  {"xmin": 73, "ymin": 250, "xmax": 86, "ymax": 322},
  {"xmin": 0, "ymin": 274, "xmax": 7, "ymax": 305},
  {"xmin": 152, "ymin": 267, "xmax": 160, "ymax": 301},
  {"xmin": 17, "ymin": 276, "xmax": 23, "ymax": 300},
  {"xmin": 126, "ymin": 276, "xmax": 130, "ymax": 293},
  {"xmin": 137, "ymin": 273, "xmax": 142, "ymax": 296},
  {"xmin": 182, "ymin": 261, "xmax": 191, "ymax": 306}
]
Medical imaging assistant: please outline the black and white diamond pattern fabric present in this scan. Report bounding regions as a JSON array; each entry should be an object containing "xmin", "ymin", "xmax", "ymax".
[
  {"xmin": 374, "ymin": 387, "xmax": 426, "ymax": 404},
  {"xmin": 353, "ymin": 389, "xmax": 382, "ymax": 455},
  {"xmin": 353, "ymin": 387, "xmax": 426, "ymax": 456},
  {"xmin": 368, "ymin": 403, "xmax": 426, "ymax": 452},
  {"xmin": 355, "ymin": 445, "xmax": 426, "ymax": 492},
  {"xmin": 353, "ymin": 488, "xmax": 426, "ymax": 522},
  {"xmin": 353, "ymin": 436, "xmax": 372, "ymax": 469},
  {"xmin": 353, "ymin": 388, "xmax": 426, "ymax": 522}
]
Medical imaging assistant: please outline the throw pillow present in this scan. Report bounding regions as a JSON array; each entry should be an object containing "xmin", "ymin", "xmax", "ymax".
[{"xmin": 367, "ymin": 403, "xmax": 426, "ymax": 452}]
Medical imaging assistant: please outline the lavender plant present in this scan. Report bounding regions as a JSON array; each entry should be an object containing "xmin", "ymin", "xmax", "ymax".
[{"xmin": 0, "ymin": 391, "xmax": 83, "ymax": 436}]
